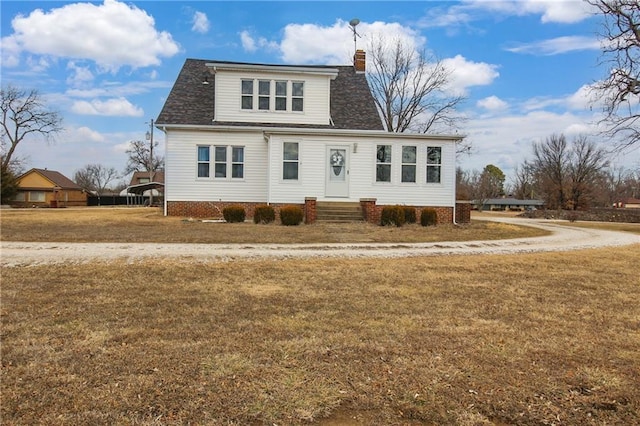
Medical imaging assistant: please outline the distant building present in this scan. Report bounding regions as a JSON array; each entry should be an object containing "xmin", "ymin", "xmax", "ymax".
[
  {"xmin": 473, "ymin": 197, "xmax": 544, "ymax": 211},
  {"xmin": 614, "ymin": 198, "xmax": 640, "ymax": 209},
  {"xmin": 11, "ymin": 168, "xmax": 87, "ymax": 207}
]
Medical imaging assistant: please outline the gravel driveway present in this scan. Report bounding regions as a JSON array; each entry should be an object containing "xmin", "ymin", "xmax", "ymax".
[{"xmin": 1, "ymin": 217, "xmax": 638, "ymax": 267}]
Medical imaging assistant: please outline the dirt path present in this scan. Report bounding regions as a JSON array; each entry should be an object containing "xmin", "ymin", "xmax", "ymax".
[{"xmin": 1, "ymin": 217, "xmax": 638, "ymax": 267}]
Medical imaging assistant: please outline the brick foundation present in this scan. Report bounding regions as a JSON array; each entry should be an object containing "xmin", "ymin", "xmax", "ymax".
[
  {"xmin": 359, "ymin": 198, "xmax": 457, "ymax": 225},
  {"xmin": 167, "ymin": 201, "xmax": 306, "ymax": 221},
  {"xmin": 455, "ymin": 201, "xmax": 472, "ymax": 224},
  {"xmin": 167, "ymin": 199, "xmax": 468, "ymax": 225}
]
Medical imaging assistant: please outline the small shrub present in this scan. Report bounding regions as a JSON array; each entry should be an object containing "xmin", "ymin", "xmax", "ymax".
[
  {"xmin": 420, "ymin": 208, "xmax": 438, "ymax": 227},
  {"xmin": 566, "ymin": 211, "xmax": 579, "ymax": 222},
  {"xmin": 253, "ymin": 205, "xmax": 276, "ymax": 224},
  {"xmin": 280, "ymin": 205, "xmax": 304, "ymax": 226},
  {"xmin": 380, "ymin": 205, "xmax": 405, "ymax": 227},
  {"xmin": 222, "ymin": 205, "xmax": 246, "ymax": 223},
  {"xmin": 403, "ymin": 206, "xmax": 417, "ymax": 224}
]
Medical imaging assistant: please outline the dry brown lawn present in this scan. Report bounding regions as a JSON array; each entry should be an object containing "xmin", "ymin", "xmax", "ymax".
[
  {"xmin": 1, "ymin": 208, "xmax": 639, "ymax": 425},
  {"xmin": 0, "ymin": 207, "xmax": 547, "ymax": 243}
]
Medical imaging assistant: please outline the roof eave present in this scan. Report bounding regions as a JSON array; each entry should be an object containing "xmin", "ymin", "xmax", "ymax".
[{"xmin": 155, "ymin": 123, "xmax": 465, "ymax": 141}]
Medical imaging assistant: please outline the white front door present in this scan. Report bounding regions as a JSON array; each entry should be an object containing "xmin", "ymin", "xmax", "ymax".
[{"xmin": 325, "ymin": 146, "xmax": 349, "ymax": 197}]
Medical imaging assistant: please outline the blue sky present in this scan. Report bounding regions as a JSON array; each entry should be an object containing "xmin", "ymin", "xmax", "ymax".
[{"xmin": 1, "ymin": 0, "xmax": 638, "ymax": 186}]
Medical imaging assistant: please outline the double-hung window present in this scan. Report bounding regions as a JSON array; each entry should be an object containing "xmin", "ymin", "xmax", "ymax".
[
  {"xmin": 283, "ymin": 142, "xmax": 299, "ymax": 180},
  {"xmin": 231, "ymin": 147, "xmax": 244, "ymax": 178},
  {"xmin": 401, "ymin": 146, "xmax": 417, "ymax": 183},
  {"xmin": 426, "ymin": 146, "xmax": 442, "ymax": 183},
  {"xmin": 197, "ymin": 146, "xmax": 210, "ymax": 178},
  {"xmin": 215, "ymin": 146, "xmax": 227, "ymax": 178},
  {"xmin": 199, "ymin": 145, "xmax": 244, "ymax": 179},
  {"xmin": 241, "ymin": 80, "xmax": 254, "ymax": 110},
  {"xmin": 292, "ymin": 82, "xmax": 304, "ymax": 111},
  {"xmin": 376, "ymin": 145, "xmax": 392, "ymax": 182},
  {"xmin": 275, "ymin": 81, "xmax": 287, "ymax": 111},
  {"xmin": 258, "ymin": 80, "xmax": 270, "ymax": 110}
]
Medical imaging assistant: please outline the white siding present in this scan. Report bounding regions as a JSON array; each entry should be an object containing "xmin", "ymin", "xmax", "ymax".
[
  {"xmin": 165, "ymin": 129, "xmax": 268, "ymax": 203},
  {"xmin": 266, "ymin": 134, "xmax": 457, "ymax": 207},
  {"xmin": 214, "ymin": 70, "xmax": 331, "ymax": 126}
]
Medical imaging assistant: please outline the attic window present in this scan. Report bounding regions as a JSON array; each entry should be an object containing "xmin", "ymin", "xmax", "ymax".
[
  {"xmin": 292, "ymin": 82, "xmax": 304, "ymax": 111},
  {"xmin": 258, "ymin": 80, "xmax": 270, "ymax": 110},
  {"xmin": 241, "ymin": 80, "xmax": 254, "ymax": 110},
  {"xmin": 241, "ymin": 79, "xmax": 304, "ymax": 112}
]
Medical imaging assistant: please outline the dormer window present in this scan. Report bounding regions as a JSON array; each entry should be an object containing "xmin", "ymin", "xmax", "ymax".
[
  {"xmin": 258, "ymin": 80, "xmax": 270, "ymax": 110},
  {"xmin": 241, "ymin": 80, "xmax": 253, "ymax": 110},
  {"xmin": 275, "ymin": 81, "xmax": 287, "ymax": 111},
  {"xmin": 240, "ymin": 79, "xmax": 304, "ymax": 112},
  {"xmin": 292, "ymin": 82, "xmax": 304, "ymax": 111}
]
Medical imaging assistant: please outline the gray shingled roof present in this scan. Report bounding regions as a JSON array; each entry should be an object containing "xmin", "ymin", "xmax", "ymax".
[{"xmin": 156, "ymin": 58, "xmax": 383, "ymax": 131}]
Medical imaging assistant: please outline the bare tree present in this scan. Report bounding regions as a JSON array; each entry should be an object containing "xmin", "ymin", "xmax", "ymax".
[
  {"xmin": 1, "ymin": 85, "xmax": 63, "ymax": 170},
  {"xmin": 528, "ymin": 134, "xmax": 609, "ymax": 210},
  {"xmin": 74, "ymin": 164, "xmax": 120, "ymax": 195},
  {"xmin": 531, "ymin": 134, "xmax": 570, "ymax": 209},
  {"xmin": 124, "ymin": 139, "xmax": 163, "ymax": 175},
  {"xmin": 366, "ymin": 37, "xmax": 467, "ymax": 139},
  {"xmin": 567, "ymin": 136, "xmax": 609, "ymax": 209},
  {"xmin": 587, "ymin": 0, "xmax": 640, "ymax": 148},
  {"xmin": 511, "ymin": 162, "xmax": 537, "ymax": 200}
]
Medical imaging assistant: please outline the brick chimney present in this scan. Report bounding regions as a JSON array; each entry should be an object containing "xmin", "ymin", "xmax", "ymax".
[{"xmin": 354, "ymin": 49, "xmax": 365, "ymax": 73}]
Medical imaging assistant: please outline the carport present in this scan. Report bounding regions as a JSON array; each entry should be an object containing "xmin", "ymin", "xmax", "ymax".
[{"xmin": 125, "ymin": 182, "xmax": 165, "ymax": 206}]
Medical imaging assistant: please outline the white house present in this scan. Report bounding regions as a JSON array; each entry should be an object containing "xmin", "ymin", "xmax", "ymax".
[{"xmin": 156, "ymin": 51, "xmax": 468, "ymax": 224}]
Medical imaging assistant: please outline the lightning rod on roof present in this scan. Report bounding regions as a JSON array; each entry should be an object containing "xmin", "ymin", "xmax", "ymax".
[{"xmin": 349, "ymin": 18, "xmax": 361, "ymax": 53}]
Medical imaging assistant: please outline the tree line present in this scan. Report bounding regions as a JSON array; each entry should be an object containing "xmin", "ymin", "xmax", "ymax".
[{"xmin": 458, "ymin": 133, "xmax": 639, "ymax": 210}]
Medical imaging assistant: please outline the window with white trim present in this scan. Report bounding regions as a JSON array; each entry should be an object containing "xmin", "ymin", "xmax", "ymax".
[
  {"xmin": 275, "ymin": 81, "xmax": 287, "ymax": 111},
  {"xmin": 426, "ymin": 146, "xmax": 442, "ymax": 183},
  {"xmin": 231, "ymin": 147, "xmax": 244, "ymax": 178},
  {"xmin": 376, "ymin": 145, "xmax": 392, "ymax": 182},
  {"xmin": 258, "ymin": 80, "xmax": 270, "ymax": 110},
  {"xmin": 292, "ymin": 82, "xmax": 304, "ymax": 111},
  {"xmin": 283, "ymin": 142, "xmax": 299, "ymax": 180},
  {"xmin": 214, "ymin": 146, "xmax": 228, "ymax": 178},
  {"xmin": 241, "ymin": 79, "xmax": 254, "ymax": 110},
  {"xmin": 401, "ymin": 146, "xmax": 417, "ymax": 183},
  {"xmin": 197, "ymin": 146, "xmax": 210, "ymax": 178}
]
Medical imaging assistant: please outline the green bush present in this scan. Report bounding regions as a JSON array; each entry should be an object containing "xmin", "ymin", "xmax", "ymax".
[
  {"xmin": 403, "ymin": 206, "xmax": 417, "ymax": 224},
  {"xmin": 279, "ymin": 205, "xmax": 304, "ymax": 226},
  {"xmin": 222, "ymin": 205, "xmax": 246, "ymax": 223},
  {"xmin": 380, "ymin": 205, "xmax": 405, "ymax": 227},
  {"xmin": 253, "ymin": 205, "xmax": 275, "ymax": 224},
  {"xmin": 420, "ymin": 208, "xmax": 438, "ymax": 226}
]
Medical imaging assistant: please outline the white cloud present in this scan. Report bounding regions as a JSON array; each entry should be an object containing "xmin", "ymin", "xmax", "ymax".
[
  {"xmin": 192, "ymin": 11, "xmax": 210, "ymax": 34},
  {"xmin": 276, "ymin": 19, "xmax": 425, "ymax": 65},
  {"xmin": 240, "ymin": 31, "xmax": 257, "ymax": 52},
  {"xmin": 66, "ymin": 61, "xmax": 94, "ymax": 87},
  {"xmin": 71, "ymin": 97, "xmax": 144, "ymax": 117},
  {"xmin": 2, "ymin": 0, "xmax": 180, "ymax": 72},
  {"xmin": 506, "ymin": 36, "xmax": 600, "ymax": 56},
  {"xmin": 477, "ymin": 95, "xmax": 508, "ymax": 111},
  {"xmin": 421, "ymin": 0, "xmax": 592, "ymax": 29},
  {"xmin": 73, "ymin": 126, "xmax": 106, "ymax": 143},
  {"xmin": 443, "ymin": 55, "xmax": 500, "ymax": 94}
]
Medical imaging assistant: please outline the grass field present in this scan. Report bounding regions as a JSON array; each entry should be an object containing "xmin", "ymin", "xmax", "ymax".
[{"xmin": 1, "ymin": 208, "xmax": 639, "ymax": 425}]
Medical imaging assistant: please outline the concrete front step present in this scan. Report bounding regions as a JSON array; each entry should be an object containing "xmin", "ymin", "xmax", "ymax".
[{"xmin": 315, "ymin": 202, "xmax": 364, "ymax": 222}]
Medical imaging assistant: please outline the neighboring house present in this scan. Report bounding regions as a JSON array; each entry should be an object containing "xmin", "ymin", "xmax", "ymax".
[
  {"xmin": 614, "ymin": 198, "xmax": 640, "ymax": 209},
  {"xmin": 156, "ymin": 51, "xmax": 466, "ymax": 224},
  {"xmin": 473, "ymin": 197, "xmax": 545, "ymax": 211},
  {"xmin": 11, "ymin": 168, "xmax": 87, "ymax": 207}
]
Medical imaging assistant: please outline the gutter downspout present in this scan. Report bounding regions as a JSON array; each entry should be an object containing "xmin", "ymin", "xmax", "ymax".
[{"xmin": 263, "ymin": 132, "xmax": 271, "ymax": 205}]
